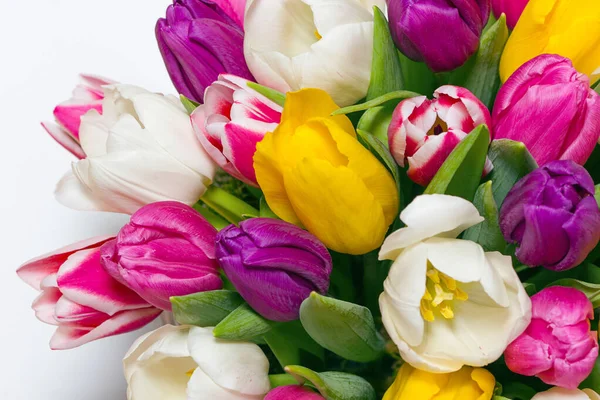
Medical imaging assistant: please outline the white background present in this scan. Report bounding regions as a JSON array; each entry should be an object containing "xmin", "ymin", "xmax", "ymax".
[{"xmin": 0, "ymin": 0, "xmax": 174, "ymax": 398}]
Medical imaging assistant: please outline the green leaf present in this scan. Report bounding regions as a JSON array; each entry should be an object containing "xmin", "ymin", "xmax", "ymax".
[
  {"xmin": 356, "ymin": 104, "xmax": 396, "ymax": 144},
  {"xmin": 200, "ymin": 186, "xmax": 260, "ymax": 224},
  {"xmin": 264, "ymin": 321, "xmax": 325, "ymax": 369},
  {"xmin": 299, "ymin": 292, "xmax": 385, "ymax": 363},
  {"xmin": 501, "ymin": 382, "xmax": 537, "ymax": 400},
  {"xmin": 269, "ymin": 374, "xmax": 299, "ymax": 388},
  {"xmin": 461, "ymin": 15, "xmax": 509, "ymax": 110},
  {"xmin": 171, "ymin": 290, "xmax": 243, "ymax": 327},
  {"xmin": 424, "ymin": 125, "xmax": 491, "ymax": 201},
  {"xmin": 246, "ymin": 82, "xmax": 286, "ymax": 107},
  {"xmin": 527, "ymin": 263, "xmax": 600, "ymax": 291},
  {"xmin": 259, "ymin": 196, "xmax": 279, "ymax": 219},
  {"xmin": 487, "ymin": 139, "xmax": 538, "ymax": 207},
  {"xmin": 398, "ymin": 52, "xmax": 437, "ymax": 95},
  {"xmin": 595, "ymin": 185, "xmax": 600, "ymax": 207},
  {"xmin": 367, "ymin": 7, "xmax": 404, "ymax": 100},
  {"xmin": 180, "ymin": 95, "xmax": 200, "ymax": 114},
  {"xmin": 213, "ymin": 303, "xmax": 274, "ymax": 340},
  {"xmin": 333, "ymin": 91, "xmax": 420, "ymax": 116},
  {"xmin": 581, "ymin": 354, "xmax": 600, "ymax": 390},
  {"xmin": 522, "ymin": 283, "xmax": 537, "ymax": 297},
  {"xmin": 356, "ymin": 129, "xmax": 401, "ymax": 196},
  {"xmin": 585, "ymin": 145, "xmax": 600, "ymax": 183},
  {"xmin": 463, "ymin": 181, "xmax": 508, "ymax": 252},
  {"xmin": 192, "ymin": 203, "xmax": 230, "ymax": 230},
  {"xmin": 285, "ymin": 365, "xmax": 376, "ymax": 400},
  {"xmin": 549, "ymin": 279, "xmax": 600, "ymax": 308},
  {"xmin": 594, "ymin": 80, "xmax": 600, "ymax": 94}
]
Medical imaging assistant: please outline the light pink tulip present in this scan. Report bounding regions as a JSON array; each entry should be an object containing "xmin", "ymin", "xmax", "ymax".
[
  {"xmin": 192, "ymin": 74, "xmax": 282, "ymax": 186},
  {"xmin": 492, "ymin": 0, "xmax": 529, "ymax": 29},
  {"xmin": 17, "ymin": 236, "xmax": 161, "ymax": 350},
  {"xmin": 265, "ymin": 386, "xmax": 325, "ymax": 400},
  {"xmin": 212, "ymin": 0, "xmax": 246, "ymax": 28},
  {"xmin": 388, "ymin": 85, "xmax": 493, "ymax": 186},
  {"xmin": 41, "ymin": 74, "xmax": 113, "ymax": 159},
  {"xmin": 505, "ymin": 286, "xmax": 599, "ymax": 389}
]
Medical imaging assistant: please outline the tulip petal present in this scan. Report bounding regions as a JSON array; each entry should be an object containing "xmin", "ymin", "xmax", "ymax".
[
  {"xmin": 532, "ymin": 286, "xmax": 594, "ymax": 325},
  {"xmin": 505, "ymin": 333, "xmax": 554, "ymax": 376},
  {"xmin": 187, "ymin": 368, "xmax": 264, "ymax": 400},
  {"xmin": 32, "ymin": 289, "xmax": 61, "ymax": 325},
  {"xmin": 265, "ymin": 385, "xmax": 325, "ymax": 400},
  {"xmin": 41, "ymin": 122, "xmax": 86, "ymax": 159}
]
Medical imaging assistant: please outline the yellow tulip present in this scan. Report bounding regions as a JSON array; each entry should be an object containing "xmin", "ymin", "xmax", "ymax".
[
  {"xmin": 383, "ymin": 364, "xmax": 495, "ymax": 400},
  {"xmin": 499, "ymin": 0, "xmax": 600, "ymax": 82},
  {"xmin": 253, "ymin": 89, "xmax": 399, "ymax": 255}
]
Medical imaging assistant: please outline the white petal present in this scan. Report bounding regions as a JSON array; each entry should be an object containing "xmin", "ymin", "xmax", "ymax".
[
  {"xmin": 306, "ymin": 0, "xmax": 376, "ymax": 36},
  {"xmin": 55, "ymin": 169, "xmax": 104, "ymax": 212},
  {"xmin": 187, "ymin": 368, "xmax": 265, "ymax": 400},
  {"xmin": 531, "ymin": 388, "xmax": 593, "ymax": 400},
  {"xmin": 79, "ymin": 110, "xmax": 110, "ymax": 157}
]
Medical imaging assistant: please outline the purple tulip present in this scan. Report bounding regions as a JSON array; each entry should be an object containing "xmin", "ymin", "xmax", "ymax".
[
  {"xmin": 492, "ymin": 0, "xmax": 528, "ymax": 29},
  {"xmin": 265, "ymin": 386, "xmax": 325, "ymax": 400},
  {"xmin": 493, "ymin": 55, "xmax": 600, "ymax": 167},
  {"xmin": 216, "ymin": 218, "xmax": 333, "ymax": 322},
  {"xmin": 156, "ymin": 0, "xmax": 253, "ymax": 103},
  {"xmin": 500, "ymin": 160, "xmax": 600, "ymax": 271},
  {"xmin": 101, "ymin": 201, "xmax": 223, "ymax": 311},
  {"xmin": 388, "ymin": 0, "xmax": 491, "ymax": 72}
]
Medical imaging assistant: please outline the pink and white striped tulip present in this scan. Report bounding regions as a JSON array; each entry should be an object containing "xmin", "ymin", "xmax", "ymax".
[
  {"xmin": 388, "ymin": 85, "xmax": 493, "ymax": 186},
  {"xmin": 41, "ymin": 74, "xmax": 114, "ymax": 159},
  {"xmin": 17, "ymin": 236, "xmax": 161, "ymax": 350},
  {"xmin": 192, "ymin": 74, "xmax": 282, "ymax": 186}
]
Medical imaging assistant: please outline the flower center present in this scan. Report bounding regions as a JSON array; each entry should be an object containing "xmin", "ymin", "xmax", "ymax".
[
  {"xmin": 420, "ymin": 263, "xmax": 468, "ymax": 322},
  {"xmin": 427, "ymin": 117, "xmax": 448, "ymax": 136}
]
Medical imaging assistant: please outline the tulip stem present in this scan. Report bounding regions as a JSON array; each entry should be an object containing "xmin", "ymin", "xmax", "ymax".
[
  {"xmin": 193, "ymin": 203, "xmax": 230, "ymax": 230},
  {"xmin": 200, "ymin": 186, "xmax": 260, "ymax": 225}
]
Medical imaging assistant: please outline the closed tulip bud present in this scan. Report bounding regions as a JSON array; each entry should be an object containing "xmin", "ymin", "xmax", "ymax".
[
  {"xmin": 101, "ymin": 202, "xmax": 223, "ymax": 311},
  {"xmin": 254, "ymin": 89, "xmax": 399, "ymax": 255},
  {"xmin": 216, "ymin": 218, "xmax": 332, "ymax": 322},
  {"xmin": 265, "ymin": 386, "xmax": 325, "ymax": 400},
  {"xmin": 492, "ymin": 0, "xmax": 529, "ymax": 29},
  {"xmin": 493, "ymin": 55, "xmax": 600, "ymax": 166},
  {"xmin": 500, "ymin": 160, "xmax": 600, "ymax": 271},
  {"xmin": 388, "ymin": 85, "xmax": 493, "ymax": 186},
  {"xmin": 192, "ymin": 74, "xmax": 282, "ymax": 186},
  {"xmin": 388, "ymin": 0, "xmax": 491, "ymax": 72},
  {"xmin": 156, "ymin": 0, "xmax": 253, "ymax": 104},
  {"xmin": 505, "ymin": 286, "xmax": 599, "ymax": 389}
]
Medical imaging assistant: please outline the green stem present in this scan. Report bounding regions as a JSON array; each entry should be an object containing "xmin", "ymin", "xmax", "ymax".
[
  {"xmin": 193, "ymin": 203, "xmax": 230, "ymax": 230},
  {"xmin": 269, "ymin": 374, "xmax": 299, "ymax": 388},
  {"xmin": 514, "ymin": 264, "xmax": 529, "ymax": 273},
  {"xmin": 200, "ymin": 186, "xmax": 259, "ymax": 224}
]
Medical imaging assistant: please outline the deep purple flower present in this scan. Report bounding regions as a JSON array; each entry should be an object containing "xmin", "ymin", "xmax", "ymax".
[
  {"xmin": 500, "ymin": 160, "xmax": 600, "ymax": 271},
  {"xmin": 216, "ymin": 218, "xmax": 333, "ymax": 322},
  {"xmin": 388, "ymin": 0, "xmax": 491, "ymax": 72},
  {"xmin": 156, "ymin": 0, "xmax": 253, "ymax": 103}
]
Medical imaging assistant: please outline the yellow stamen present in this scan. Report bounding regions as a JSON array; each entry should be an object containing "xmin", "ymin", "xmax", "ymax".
[
  {"xmin": 314, "ymin": 30, "xmax": 322, "ymax": 40},
  {"xmin": 420, "ymin": 264, "xmax": 468, "ymax": 322},
  {"xmin": 186, "ymin": 368, "xmax": 195, "ymax": 378},
  {"xmin": 439, "ymin": 304, "xmax": 455, "ymax": 319},
  {"xmin": 440, "ymin": 274, "xmax": 457, "ymax": 291},
  {"xmin": 455, "ymin": 287, "xmax": 469, "ymax": 301},
  {"xmin": 420, "ymin": 299, "xmax": 435, "ymax": 322},
  {"xmin": 426, "ymin": 269, "xmax": 440, "ymax": 284},
  {"xmin": 432, "ymin": 284, "xmax": 454, "ymax": 307}
]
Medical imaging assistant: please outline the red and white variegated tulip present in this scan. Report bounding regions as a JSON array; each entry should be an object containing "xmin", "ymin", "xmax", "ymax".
[
  {"xmin": 17, "ymin": 236, "xmax": 161, "ymax": 350},
  {"xmin": 41, "ymin": 75, "xmax": 114, "ymax": 159},
  {"xmin": 191, "ymin": 74, "xmax": 282, "ymax": 186},
  {"xmin": 388, "ymin": 85, "xmax": 493, "ymax": 186}
]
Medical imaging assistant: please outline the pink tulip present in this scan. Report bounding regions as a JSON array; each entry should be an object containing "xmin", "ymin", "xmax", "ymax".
[
  {"xmin": 41, "ymin": 74, "xmax": 114, "ymax": 159},
  {"xmin": 212, "ymin": 0, "xmax": 246, "ymax": 28},
  {"xmin": 17, "ymin": 236, "xmax": 161, "ymax": 350},
  {"xmin": 192, "ymin": 74, "xmax": 282, "ymax": 186},
  {"xmin": 265, "ymin": 386, "xmax": 325, "ymax": 400},
  {"xmin": 492, "ymin": 0, "xmax": 529, "ymax": 29},
  {"xmin": 101, "ymin": 202, "xmax": 223, "ymax": 311},
  {"xmin": 388, "ymin": 85, "xmax": 493, "ymax": 186},
  {"xmin": 505, "ymin": 286, "xmax": 599, "ymax": 389}
]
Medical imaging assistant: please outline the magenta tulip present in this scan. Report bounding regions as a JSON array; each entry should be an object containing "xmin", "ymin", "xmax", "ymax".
[
  {"xmin": 17, "ymin": 236, "xmax": 161, "ymax": 350},
  {"xmin": 492, "ymin": 0, "xmax": 528, "ymax": 29},
  {"xmin": 265, "ymin": 386, "xmax": 325, "ymax": 400}
]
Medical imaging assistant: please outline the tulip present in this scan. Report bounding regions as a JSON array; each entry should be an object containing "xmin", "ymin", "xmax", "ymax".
[
  {"xmin": 191, "ymin": 74, "xmax": 282, "ymax": 186},
  {"xmin": 42, "ymin": 74, "xmax": 113, "ymax": 159},
  {"xmin": 216, "ymin": 218, "xmax": 332, "ymax": 321},
  {"xmin": 388, "ymin": 0, "xmax": 491, "ymax": 72},
  {"xmin": 499, "ymin": 0, "xmax": 600, "ymax": 83},
  {"xmin": 383, "ymin": 363, "xmax": 495, "ymax": 400},
  {"xmin": 532, "ymin": 388, "xmax": 600, "ymax": 400},
  {"xmin": 505, "ymin": 286, "xmax": 599, "ymax": 388},
  {"xmin": 265, "ymin": 386, "xmax": 325, "ymax": 400},
  {"xmin": 500, "ymin": 160, "xmax": 600, "ymax": 271},
  {"xmin": 492, "ymin": 0, "xmax": 528, "ymax": 29},
  {"xmin": 388, "ymin": 85, "xmax": 493, "ymax": 186},
  {"xmin": 244, "ymin": 0, "xmax": 386, "ymax": 107},
  {"xmin": 124, "ymin": 325, "xmax": 271, "ymax": 400},
  {"xmin": 493, "ymin": 55, "xmax": 600, "ymax": 167},
  {"xmin": 254, "ymin": 89, "xmax": 399, "ymax": 255},
  {"xmin": 17, "ymin": 237, "xmax": 161, "ymax": 350},
  {"xmin": 55, "ymin": 84, "xmax": 216, "ymax": 215},
  {"xmin": 156, "ymin": 0, "xmax": 253, "ymax": 104},
  {"xmin": 379, "ymin": 194, "xmax": 532, "ymax": 372}
]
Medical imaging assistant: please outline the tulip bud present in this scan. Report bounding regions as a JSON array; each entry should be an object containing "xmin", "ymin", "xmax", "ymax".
[
  {"xmin": 215, "ymin": 218, "xmax": 333, "ymax": 322},
  {"xmin": 101, "ymin": 201, "xmax": 223, "ymax": 311},
  {"xmin": 388, "ymin": 85, "xmax": 493, "ymax": 186},
  {"xmin": 388, "ymin": 0, "xmax": 491, "ymax": 72},
  {"xmin": 265, "ymin": 386, "xmax": 325, "ymax": 400},
  {"xmin": 156, "ymin": 0, "xmax": 253, "ymax": 104},
  {"xmin": 505, "ymin": 286, "xmax": 599, "ymax": 389},
  {"xmin": 492, "ymin": 0, "xmax": 528, "ymax": 29},
  {"xmin": 192, "ymin": 74, "xmax": 282, "ymax": 186},
  {"xmin": 493, "ymin": 55, "xmax": 600, "ymax": 166},
  {"xmin": 42, "ymin": 74, "xmax": 113, "ymax": 159},
  {"xmin": 532, "ymin": 387, "xmax": 600, "ymax": 400},
  {"xmin": 500, "ymin": 160, "xmax": 600, "ymax": 271}
]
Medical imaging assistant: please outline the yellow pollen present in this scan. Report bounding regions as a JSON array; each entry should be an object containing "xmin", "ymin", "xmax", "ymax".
[
  {"xmin": 314, "ymin": 30, "xmax": 322, "ymax": 40},
  {"xmin": 426, "ymin": 269, "xmax": 440, "ymax": 284},
  {"xmin": 186, "ymin": 368, "xmax": 195, "ymax": 378},
  {"xmin": 420, "ymin": 263, "xmax": 468, "ymax": 322}
]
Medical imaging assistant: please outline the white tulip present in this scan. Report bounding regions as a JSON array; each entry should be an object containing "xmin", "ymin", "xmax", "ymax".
[
  {"xmin": 379, "ymin": 194, "xmax": 532, "ymax": 373},
  {"xmin": 532, "ymin": 387, "xmax": 600, "ymax": 400},
  {"xmin": 55, "ymin": 84, "xmax": 216, "ymax": 214},
  {"xmin": 244, "ymin": 0, "xmax": 387, "ymax": 107},
  {"xmin": 124, "ymin": 325, "xmax": 271, "ymax": 400}
]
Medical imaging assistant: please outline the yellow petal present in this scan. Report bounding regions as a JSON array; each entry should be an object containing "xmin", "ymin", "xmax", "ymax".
[
  {"xmin": 383, "ymin": 364, "xmax": 446, "ymax": 400},
  {"xmin": 471, "ymin": 368, "xmax": 496, "ymax": 400}
]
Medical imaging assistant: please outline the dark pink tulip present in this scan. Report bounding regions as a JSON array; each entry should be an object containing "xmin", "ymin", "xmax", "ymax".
[
  {"xmin": 492, "ymin": 54, "xmax": 600, "ymax": 167},
  {"xmin": 505, "ymin": 286, "xmax": 599, "ymax": 389},
  {"xmin": 492, "ymin": 0, "xmax": 528, "ymax": 29},
  {"xmin": 265, "ymin": 386, "xmax": 325, "ymax": 400},
  {"xmin": 17, "ymin": 236, "xmax": 161, "ymax": 350},
  {"xmin": 101, "ymin": 202, "xmax": 222, "ymax": 311}
]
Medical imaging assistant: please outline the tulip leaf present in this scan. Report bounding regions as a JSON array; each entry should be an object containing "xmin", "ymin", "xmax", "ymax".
[
  {"xmin": 285, "ymin": 365, "xmax": 376, "ymax": 400},
  {"xmin": 398, "ymin": 52, "xmax": 438, "ymax": 96},
  {"xmin": 501, "ymin": 382, "xmax": 537, "ymax": 400},
  {"xmin": 548, "ymin": 279, "xmax": 600, "ymax": 308},
  {"xmin": 259, "ymin": 196, "xmax": 279, "ymax": 219},
  {"xmin": 213, "ymin": 303, "xmax": 274, "ymax": 340},
  {"xmin": 180, "ymin": 95, "xmax": 200, "ymax": 114},
  {"xmin": 264, "ymin": 321, "xmax": 325, "ymax": 370},
  {"xmin": 171, "ymin": 290, "xmax": 244, "ymax": 327},
  {"xmin": 192, "ymin": 203, "xmax": 230, "ymax": 230},
  {"xmin": 357, "ymin": 105, "xmax": 395, "ymax": 144},
  {"xmin": 463, "ymin": 181, "xmax": 508, "ymax": 253},
  {"xmin": 424, "ymin": 125, "xmax": 490, "ymax": 201},
  {"xmin": 246, "ymin": 82, "xmax": 286, "ymax": 107},
  {"xmin": 334, "ymin": 91, "xmax": 420, "ymax": 116},
  {"xmin": 269, "ymin": 374, "xmax": 299, "ymax": 388},
  {"xmin": 200, "ymin": 186, "xmax": 260, "ymax": 224},
  {"xmin": 367, "ymin": 6, "xmax": 404, "ymax": 101},
  {"xmin": 487, "ymin": 139, "xmax": 538, "ymax": 207},
  {"xmin": 356, "ymin": 129, "xmax": 401, "ymax": 196},
  {"xmin": 582, "ymin": 355, "xmax": 600, "ymax": 391},
  {"xmin": 299, "ymin": 292, "xmax": 385, "ymax": 363},
  {"xmin": 594, "ymin": 80, "xmax": 600, "ymax": 94},
  {"xmin": 595, "ymin": 184, "xmax": 600, "ymax": 207}
]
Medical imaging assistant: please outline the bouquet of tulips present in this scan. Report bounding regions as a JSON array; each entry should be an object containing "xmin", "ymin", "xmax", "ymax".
[{"xmin": 17, "ymin": 0, "xmax": 600, "ymax": 398}]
